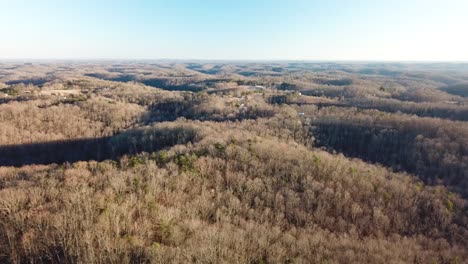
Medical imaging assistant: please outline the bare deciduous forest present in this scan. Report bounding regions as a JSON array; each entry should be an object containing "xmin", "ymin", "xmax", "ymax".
[{"xmin": 0, "ymin": 61, "xmax": 467, "ymax": 263}]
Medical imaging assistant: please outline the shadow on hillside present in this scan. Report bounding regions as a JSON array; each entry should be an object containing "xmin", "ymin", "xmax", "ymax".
[
  {"xmin": 0, "ymin": 126, "xmax": 198, "ymax": 167},
  {"xmin": 5, "ymin": 78, "xmax": 50, "ymax": 86},
  {"xmin": 141, "ymin": 78, "xmax": 205, "ymax": 92},
  {"xmin": 312, "ymin": 122, "xmax": 468, "ymax": 198}
]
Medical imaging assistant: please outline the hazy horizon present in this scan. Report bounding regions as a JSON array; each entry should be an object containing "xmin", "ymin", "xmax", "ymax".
[
  {"xmin": 2, "ymin": 59, "xmax": 468, "ymax": 63},
  {"xmin": 1, "ymin": 0, "xmax": 468, "ymax": 61}
]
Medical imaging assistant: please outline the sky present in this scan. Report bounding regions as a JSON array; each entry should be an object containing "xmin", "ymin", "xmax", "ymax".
[{"xmin": 0, "ymin": 0, "xmax": 467, "ymax": 61}]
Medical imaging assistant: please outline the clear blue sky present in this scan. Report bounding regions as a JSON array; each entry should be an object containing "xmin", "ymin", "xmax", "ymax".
[{"xmin": 1, "ymin": 0, "xmax": 467, "ymax": 61}]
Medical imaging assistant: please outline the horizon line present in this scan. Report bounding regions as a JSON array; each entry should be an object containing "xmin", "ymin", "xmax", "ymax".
[{"xmin": 1, "ymin": 58, "xmax": 468, "ymax": 64}]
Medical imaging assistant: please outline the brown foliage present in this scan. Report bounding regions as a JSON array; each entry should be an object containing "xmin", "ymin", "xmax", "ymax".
[{"xmin": 0, "ymin": 62, "xmax": 468, "ymax": 263}]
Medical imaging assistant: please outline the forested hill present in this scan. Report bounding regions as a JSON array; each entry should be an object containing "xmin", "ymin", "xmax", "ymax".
[{"xmin": 0, "ymin": 62, "xmax": 467, "ymax": 263}]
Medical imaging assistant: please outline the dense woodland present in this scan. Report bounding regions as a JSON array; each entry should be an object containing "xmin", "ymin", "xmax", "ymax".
[{"xmin": 0, "ymin": 61, "xmax": 467, "ymax": 263}]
